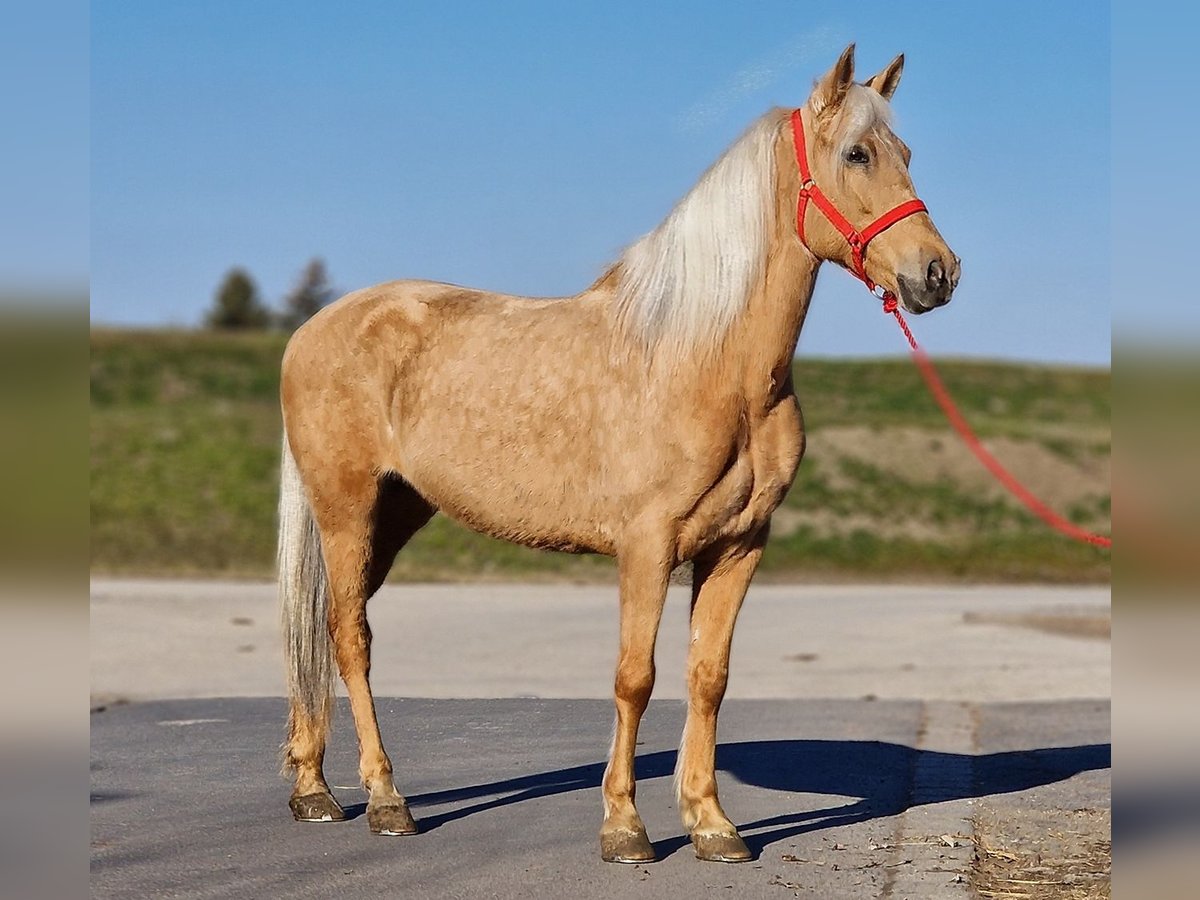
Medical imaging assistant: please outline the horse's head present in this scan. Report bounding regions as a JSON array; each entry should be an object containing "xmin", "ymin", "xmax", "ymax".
[{"xmin": 796, "ymin": 44, "xmax": 959, "ymax": 314}]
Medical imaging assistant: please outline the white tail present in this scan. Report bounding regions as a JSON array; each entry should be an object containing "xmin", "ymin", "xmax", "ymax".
[{"xmin": 278, "ymin": 432, "xmax": 334, "ymax": 770}]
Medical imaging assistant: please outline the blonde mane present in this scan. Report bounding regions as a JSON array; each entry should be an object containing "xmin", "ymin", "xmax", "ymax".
[{"xmin": 613, "ymin": 110, "xmax": 785, "ymax": 359}]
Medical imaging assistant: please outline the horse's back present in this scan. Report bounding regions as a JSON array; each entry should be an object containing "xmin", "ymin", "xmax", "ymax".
[{"xmin": 283, "ymin": 279, "xmax": 530, "ymax": 392}]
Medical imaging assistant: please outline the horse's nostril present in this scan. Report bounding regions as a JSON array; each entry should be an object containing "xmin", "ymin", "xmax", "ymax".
[{"xmin": 926, "ymin": 258, "xmax": 946, "ymax": 291}]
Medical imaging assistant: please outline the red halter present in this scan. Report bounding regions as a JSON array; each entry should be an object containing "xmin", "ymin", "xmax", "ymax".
[{"xmin": 790, "ymin": 107, "xmax": 928, "ymax": 299}]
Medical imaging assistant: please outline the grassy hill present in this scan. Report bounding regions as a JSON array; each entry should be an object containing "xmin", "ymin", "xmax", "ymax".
[{"xmin": 90, "ymin": 329, "xmax": 1110, "ymax": 583}]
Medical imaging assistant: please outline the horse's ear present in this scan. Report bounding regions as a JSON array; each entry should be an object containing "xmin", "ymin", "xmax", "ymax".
[
  {"xmin": 811, "ymin": 43, "xmax": 856, "ymax": 116},
  {"xmin": 864, "ymin": 53, "xmax": 904, "ymax": 100}
]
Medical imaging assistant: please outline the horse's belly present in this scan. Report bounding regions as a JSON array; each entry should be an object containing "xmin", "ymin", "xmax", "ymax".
[{"xmin": 398, "ymin": 444, "xmax": 618, "ymax": 556}]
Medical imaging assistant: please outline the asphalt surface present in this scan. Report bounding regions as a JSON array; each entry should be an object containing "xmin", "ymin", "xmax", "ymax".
[
  {"xmin": 90, "ymin": 697, "xmax": 1109, "ymax": 899},
  {"xmin": 90, "ymin": 581, "xmax": 1111, "ymax": 898}
]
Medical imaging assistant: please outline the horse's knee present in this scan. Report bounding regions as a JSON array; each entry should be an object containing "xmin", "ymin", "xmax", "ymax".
[
  {"xmin": 687, "ymin": 658, "xmax": 729, "ymax": 713},
  {"xmin": 614, "ymin": 660, "xmax": 655, "ymax": 713}
]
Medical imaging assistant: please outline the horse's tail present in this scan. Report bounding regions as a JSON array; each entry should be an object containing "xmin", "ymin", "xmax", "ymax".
[{"xmin": 277, "ymin": 430, "xmax": 334, "ymax": 772}]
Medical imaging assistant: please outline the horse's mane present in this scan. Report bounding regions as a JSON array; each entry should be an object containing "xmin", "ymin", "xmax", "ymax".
[
  {"xmin": 611, "ymin": 88, "xmax": 890, "ymax": 360},
  {"xmin": 611, "ymin": 109, "xmax": 785, "ymax": 360}
]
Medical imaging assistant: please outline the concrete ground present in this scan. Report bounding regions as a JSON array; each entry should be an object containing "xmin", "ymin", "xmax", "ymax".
[
  {"xmin": 90, "ymin": 580, "xmax": 1111, "ymax": 899},
  {"xmin": 90, "ymin": 580, "xmax": 1110, "ymax": 704}
]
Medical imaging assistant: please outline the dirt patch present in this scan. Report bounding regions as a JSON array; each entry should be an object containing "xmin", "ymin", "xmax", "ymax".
[
  {"xmin": 964, "ymin": 610, "xmax": 1110, "ymax": 640},
  {"xmin": 813, "ymin": 425, "xmax": 1109, "ymax": 516},
  {"xmin": 973, "ymin": 807, "xmax": 1110, "ymax": 899}
]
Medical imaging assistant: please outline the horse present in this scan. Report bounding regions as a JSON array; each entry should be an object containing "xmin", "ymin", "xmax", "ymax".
[{"xmin": 277, "ymin": 43, "xmax": 959, "ymax": 864}]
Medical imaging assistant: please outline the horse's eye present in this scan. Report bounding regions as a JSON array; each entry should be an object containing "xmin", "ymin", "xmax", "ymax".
[{"xmin": 844, "ymin": 145, "xmax": 870, "ymax": 165}]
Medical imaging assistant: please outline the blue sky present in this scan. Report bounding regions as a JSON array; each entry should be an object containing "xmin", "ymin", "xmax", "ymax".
[
  {"xmin": 91, "ymin": 1, "xmax": 1110, "ymax": 364},
  {"xmin": 0, "ymin": 3, "xmax": 88, "ymax": 297}
]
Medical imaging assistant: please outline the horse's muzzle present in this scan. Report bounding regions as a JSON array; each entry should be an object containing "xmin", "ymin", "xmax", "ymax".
[{"xmin": 897, "ymin": 254, "xmax": 960, "ymax": 314}]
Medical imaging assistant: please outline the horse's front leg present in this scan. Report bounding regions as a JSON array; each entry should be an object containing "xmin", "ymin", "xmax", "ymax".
[
  {"xmin": 676, "ymin": 527, "xmax": 768, "ymax": 862},
  {"xmin": 600, "ymin": 533, "xmax": 672, "ymax": 863}
]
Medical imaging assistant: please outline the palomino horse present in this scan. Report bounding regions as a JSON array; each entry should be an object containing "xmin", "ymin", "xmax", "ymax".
[{"xmin": 278, "ymin": 44, "xmax": 958, "ymax": 863}]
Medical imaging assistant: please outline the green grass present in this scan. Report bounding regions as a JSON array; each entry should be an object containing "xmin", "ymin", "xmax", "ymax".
[
  {"xmin": 91, "ymin": 329, "xmax": 1111, "ymax": 582},
  {"xmin": 789, "ymin": 356, "xmax": 1110, "ymax": 434}
]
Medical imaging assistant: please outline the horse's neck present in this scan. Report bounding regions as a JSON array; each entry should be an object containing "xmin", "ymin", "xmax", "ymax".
[
  {"xmin": 586, "ymin": 240, "xmax": 819, "ymax": 405},
  {"xmin": 689, "ymin": 128, "xmax": 820, "ymax": 403},
  {"xmin": 705, "ymin": 237, "xmax": 820, "ymax": 406}
]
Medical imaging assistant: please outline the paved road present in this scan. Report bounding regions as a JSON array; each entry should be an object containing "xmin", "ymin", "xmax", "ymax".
[
  {"xmin": 89, "ymin": 580, "xmax": 1111, "ymax": 898},
  {"xmin": 90, "ymin": 697, "xmax": 1109, "ymax": 900}
]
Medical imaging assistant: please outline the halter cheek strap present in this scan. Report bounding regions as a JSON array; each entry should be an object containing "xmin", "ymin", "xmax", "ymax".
[{"xmin": 790, "ymin": 108, "xmax": 928, "ymax": 297}]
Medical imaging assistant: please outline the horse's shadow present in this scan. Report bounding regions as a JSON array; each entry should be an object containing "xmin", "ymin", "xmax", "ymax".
[{"xmin": 343, "ymin": 739, "xmax": 1110, "ymax": 859}]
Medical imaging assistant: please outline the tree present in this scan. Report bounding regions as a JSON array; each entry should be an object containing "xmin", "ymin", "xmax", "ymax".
[
  {"xmin": 280, "ymin": 258, "xmax": 335, "ymax": 331},
  {"xmin": 206, "ymin": 268, "xmax": 270, "ymax": 329}
]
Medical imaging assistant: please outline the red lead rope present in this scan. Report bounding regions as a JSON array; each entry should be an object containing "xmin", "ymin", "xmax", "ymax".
[{"xmin": 881, "ymin": 296, "xmax": 1112, "ymax": 550}]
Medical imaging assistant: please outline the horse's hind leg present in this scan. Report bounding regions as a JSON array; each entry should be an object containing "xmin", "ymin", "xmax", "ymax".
[
  {"xmin": 286, "ymin": 707, "xmax": 341, "ymax": 822},
  {"xmin": 319, "ymin": 471, "xmax": 434, "ymax": 835},
  {"xmin": 674, "ymin": 529, "xmax": 767, "ymax": 863},
  {"xmin": 600, "ymin": 531, "xmax": 672, "ymax": 863}
]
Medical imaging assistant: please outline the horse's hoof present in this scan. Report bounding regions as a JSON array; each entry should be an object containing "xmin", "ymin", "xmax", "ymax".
[
  {"xmin": 692, "ymin": 831, "xmax": 752, "ymax": 863},
  {"xmin": 289, "ymin": 792, "xmax": 345, "ymax": 823},
  {"xmin": 600, "ymin": 827, "xmax": 656, "ymax": 864},
  {"xmin": 368, "ymin": 801, "xmax": 418, "ymax": 836}
]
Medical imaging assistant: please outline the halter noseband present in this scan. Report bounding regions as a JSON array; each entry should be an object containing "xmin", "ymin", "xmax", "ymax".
[{"xmin": 790, "ymin": 107, "xmax": 928, "ymax": 300}]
